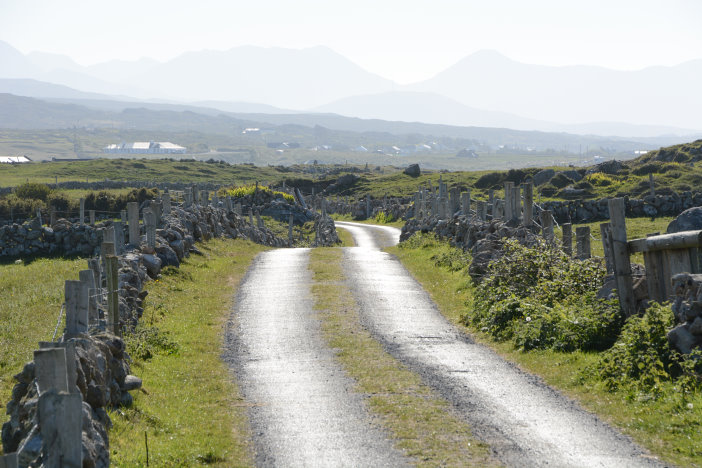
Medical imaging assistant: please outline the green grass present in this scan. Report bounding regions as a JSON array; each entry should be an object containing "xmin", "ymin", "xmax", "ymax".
[
  {"xmin": 389, "ymin": 238, "xmax": 702, "ymax": 467},
  {"xmin": 309, "ymin": 248, "xmax": 495, "ymax": 467},
  {"xmin": 109, "ymin": 238, "xmax": 268, "ymax": 467},
  {"xmin": 556, "ymin": 216, "xmax": 675, "ymax": 264},
  {"xmin": 335, "ymin": 225, "xmax": 355, "ymax": 247},
  {"xmin": 0, "ymin": 256, "xmax": 86, "ymax": 413}
]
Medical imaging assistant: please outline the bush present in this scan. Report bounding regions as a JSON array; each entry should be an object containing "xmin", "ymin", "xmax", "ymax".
[
  {"xmin": 549, "ymin": 173, "xmax": 575, "ymax": 189},
  {"xmin": 464, "ymin": 239, "xmax": 621, "ymax": 350},
  {"xmin": 374, "ymin": 211, "xmax": 396, "ymax": 224},
  {"xmin": 474, "ymin": 171, "xmax": 504, "ymax": 189},
  {"xmin": 591, "ymin": 303, "xmax": 701, "ymax": 393},
  {"xmin": 14, "ymin": 182, "xmax": 51, "ymax": 201},
  {"xmin": 585, "ymin": 173, "xmax": 616, "ymax": 186},
  {"xmin": 46, "ymin": 192, "xmax": 72, "ymax": 212}
]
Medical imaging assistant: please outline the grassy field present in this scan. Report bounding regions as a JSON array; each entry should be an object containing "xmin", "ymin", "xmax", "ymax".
[
  {"xmin": 309, "ymin": 248, "xmax": 495, "ymax": 467},
  {"xmin": 389, "ymin": 238, "xmax": 702, "ymax": 467},
  {"xmin": 109, "ymin": 239, "xmax": 268, "ymax": 467},
  {"xmin": 0, "ymin": 256, "xmax": 86, "ymax": 410}
]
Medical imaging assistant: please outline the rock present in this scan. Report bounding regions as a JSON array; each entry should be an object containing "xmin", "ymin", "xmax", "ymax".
[
  {"xmin": 121, "ymin": 375, "xmax": 142, "ymax": 391},
  {"xmin": 668, "ymin": 324, "xmax": 698, "ymax": 354},
  {"xmin": 533, "ymin": 169, "xmax": 556, "ymax": 186},
  {"xmin": 666, "ymin": 206, "xmax": 702, "ymax": 233},
  {"xmin": 141, "ymin": 254, "xmax": 162, "ymax": 278},
  {"xmin": 690, "ymin": 317, "xmax": 702, "ymax": 336},
  {"xmin": 403, "ymin": 164, "xmax": 421, "ymax": 177}
]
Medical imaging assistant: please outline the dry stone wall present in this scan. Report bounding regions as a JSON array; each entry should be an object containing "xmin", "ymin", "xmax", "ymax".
[{"xmin": 1, "ymin": 196, "xmax": 290, "ymax": 467}]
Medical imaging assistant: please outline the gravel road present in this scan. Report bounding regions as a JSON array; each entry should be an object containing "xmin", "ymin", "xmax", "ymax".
[
  {"xmin": 224, "ymin": 247, "xmax": 409, "ymax": 467},
  {"xmin": 336, "ymin": 221, "xmax": 667, "ymax": 468}
]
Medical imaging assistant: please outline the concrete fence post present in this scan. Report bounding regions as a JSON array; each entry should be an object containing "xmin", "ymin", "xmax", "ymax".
[
  {"xmin": 105, "ymin": 254, "xmax": 120, "ymax": 335},
  {"xmin": 127, "ymin": 202, "xmax": 139, "ymax": 246},
  {"xmin": 113, "ymin": 221, "xmax": 125, "ymax": 255},
  {"xmin": 649, "ymin": 173, "xmax": 655, "ymax": 197},
  {"xmin": 36, "ymin": 208, "xmax": 43, "ymax": 226},
  {"xmin": 0, "ymin": 452, "xmax": 18, "ymax": 468},
  {"xmin": 162, "ymin": 192, "xmax": 171, "ymax": 215},
  {"xmin": 476, "ymin": 201, "xmax": 486, "ymax": 221},
  {"xmin": 576, "ymin": 226, "xmax": 591, "ymax": 260},
  {"xmin": 488, "ymin": 189, "xmax": 495, "ymax": 216},
  {"xmin": 64, "ymin": 280, "xmax": 89, "ymax": 336},
  {"xmin": 38, "ymin": 390, "xmax": 83, "ymax": 468},
  {"xmin": 79, "ymin": 198, "xmax": 85, "ymax": 226},
  {"xmin": 540, "ymin": 210, "xmax": 554, "ymax": 242},
  {"xmin": 522, "ymin": 182, "xmax": 533, "ymax": 226},
  {"xmin": 89, "ymin": 210, "xmax": 95, "ymax": 226},
  {"xmin": 50, "ymin": 208, "xmax": 56, "ymax": 226},
  {"xmin": 79, "ymin": 269, "xmax": 99, "ymax": 325},
  {"xmin": 248, "ymin": 208, "xmax": 254, "ymax": 225},
  {"xmin": 143, "ymin": 209, "xmax": 156, "ymax": 248},
  {"xmin": 103, "ymin": 226, "xmax": 115, "ymax": 246},
  {"xmin": 33, "ymin": 348, "xmax": 68, "ymax": 394},
  {"xmin": 120, "ymin": 210, "xmax": 127, "ymax": 223},
  {"xmin": 510, "ymin": 186, "xmax": 521, "ymax": 222},
  {"xmin": 504, "ymin": 182, "xmax": 514, "ymax": 220},
  {"xmin": 38, "ymin": 341, "xmax": 79, "ymax": 395},
  {"xmin": 461, "ymin": 190, "xmax": 471, "ymax": 216},
  {"xmin": 562, "ymin": 223, "xmax": 573, "ymax": 257}
]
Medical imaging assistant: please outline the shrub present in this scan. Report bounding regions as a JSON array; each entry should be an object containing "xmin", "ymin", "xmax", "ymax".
[
  {"xmin": 591, "ymin": 303, "xmax": 701, "ymax": 393},
  {"xmin": 14, "ymin": 182, "xmax": 51, "ymax": 201},
  {"xmin": 549, "ymin": 173, "xmax": 575, "ymax": 189},
  {"xmin": 464, "ymin": 239, "xmax": 621, "ymax": 350},
  {"xmin": 585, "ymin": 173, "xmax": 616, "ymax": 186},
  {"xmin": 374, "ymin": 211, "xmax": 395, "ymax": 224},
  {"xmin": 474, "ymin": 171, "xmax": 504, "ymax": 189},
  {"xmin": 46, "ymin": 192, "xmax": 72, "ymax": 212}
]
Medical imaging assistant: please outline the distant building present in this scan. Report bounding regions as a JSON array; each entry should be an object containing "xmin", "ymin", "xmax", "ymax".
[
  {"xmin": 0, "ymin": 155, "xmax": 31, "ymax": 164},
  {"xmin": 103, "ymin": 141, "xmax": 186, "ymax": 154}
]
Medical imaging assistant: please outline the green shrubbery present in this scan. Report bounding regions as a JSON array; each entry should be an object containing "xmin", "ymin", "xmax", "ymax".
[
  {"xmin": 14, "ymin": 182, "xmax": 51, "ymax": 201},
  {"xmin": 226, "ymin": 184, "xmax": 295, "ymax": 203},
  {"xmin": 374, "ymin": 211, "xmax": 395, "ymax": 224},
  {"xmin": 464, "ymin": 238, "xmax": 622, "ymax": 352}
]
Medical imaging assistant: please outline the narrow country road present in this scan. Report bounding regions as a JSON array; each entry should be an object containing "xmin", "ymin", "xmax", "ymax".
[
  {"xmin": 224, "ymin": 248, "xmax": 409, "ymax": 467},
  {"xmin": 335, "ymin": 221, "xmax": 665, "ymax": 468}
]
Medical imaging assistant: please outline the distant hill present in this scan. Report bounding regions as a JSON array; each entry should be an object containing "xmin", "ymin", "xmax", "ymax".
[
  {"xmin": 409, "ymin": 50, "xmax": 702, "ymax": 131},
  {"xmin": 0, "ymin": 93, "xmax": 680, "ymax": 154}
]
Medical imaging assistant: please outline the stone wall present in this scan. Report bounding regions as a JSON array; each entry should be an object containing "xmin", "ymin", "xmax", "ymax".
[{"xmin": 1, "ymin": 200, "xmax": 289, "ymax": 466}]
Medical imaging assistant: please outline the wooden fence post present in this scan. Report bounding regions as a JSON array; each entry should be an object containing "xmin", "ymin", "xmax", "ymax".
[
  {"xmin": 600, "ymin": 223, "xmax": 614, "ymax": 274},
  {"xmin": 608, "ymin": 198, "xmax": 636, "ymax": 316}
]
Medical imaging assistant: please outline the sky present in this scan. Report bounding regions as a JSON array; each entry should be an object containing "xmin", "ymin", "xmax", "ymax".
[{"xmin": 1, "ymin": 0, "xmax": 701, "ymax": 84}]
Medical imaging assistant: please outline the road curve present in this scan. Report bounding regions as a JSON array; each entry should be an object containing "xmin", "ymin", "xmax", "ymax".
[
  {"xmin": 224, "ymin": 248, "xmax": 409, "ymax": 467},
  {"xmin": 336, "ymin": 221, "xmax": 665, "ymax": 468}
]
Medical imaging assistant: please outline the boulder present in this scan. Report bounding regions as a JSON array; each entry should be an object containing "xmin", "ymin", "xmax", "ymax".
[
  {"xmin": 666, "ymin": 206, "xmax": 702, "ymax": 233},
  {"xmin": 403, "ymin": 164, "xmax": 421, "ymax": 177}
]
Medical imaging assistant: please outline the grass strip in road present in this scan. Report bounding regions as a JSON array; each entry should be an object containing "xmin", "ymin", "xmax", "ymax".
[
  {"xmin": 309, "ymin": 247, "xmax": 496, "ymax": 467},
  {"xmin": 334, "ymin": 225, "xmax": 355, "ymax": 247},
  {"xmin": 389, "ymin": 239, "xmax": 702, "ymax": 467},
  {"xmin": 109, "ymin": 238, "xmax": 268, "ymax": 467}
]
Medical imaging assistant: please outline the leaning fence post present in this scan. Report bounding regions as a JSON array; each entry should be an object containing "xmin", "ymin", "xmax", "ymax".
[
  {"xmin": 608, "ymin": 198, "xmax": 636, "ymax": 316},
  {"xmin": 576, "ymin": 226, "xmax": 591, "ymax": 260}
]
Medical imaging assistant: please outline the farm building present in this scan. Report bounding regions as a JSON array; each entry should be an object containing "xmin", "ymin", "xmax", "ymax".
[
  {"xmin": 103, "ymin": 141, "xmax": 186, "ymax": 154},
  {"xmin": 0, "ymin": 155, "xmax": 31, "ymax": 164}
]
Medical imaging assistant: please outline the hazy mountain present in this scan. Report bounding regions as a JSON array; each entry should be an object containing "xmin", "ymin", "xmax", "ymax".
[
  {"xmin": 409, "ymin": 50, "xmax": 702, "ymax": 131},
  {"xmin": 0, "ymin": 78, "xmax": 122, "ymax": 100},
  {"xmin": 0, "ymin": 41, "xmax": 40, "ymax": 78},
  {"xmin": 315, "ymin": 91, "xmax": 554, "ymax": 130}
]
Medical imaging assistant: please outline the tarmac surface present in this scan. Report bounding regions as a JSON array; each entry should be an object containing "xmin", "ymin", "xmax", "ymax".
[
  {"xmin": 337, "ymin": 221, "xmax": 666, "ymax": 468},
  {"xmin": 225, "ymin": 220, "xmax": 667, "ymax": 467},
  {"xmin": 224, "ymin": 247, "xmax": 409, "ymax": 467}
]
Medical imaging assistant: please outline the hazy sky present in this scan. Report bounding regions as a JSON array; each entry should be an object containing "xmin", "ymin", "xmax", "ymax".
[{"xmin": 1, "ymin": 0, "xmax": 700, "ymax": 84}]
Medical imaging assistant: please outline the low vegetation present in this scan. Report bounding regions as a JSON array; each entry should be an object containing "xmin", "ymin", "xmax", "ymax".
[
  {"xmin": 109, "ymin": 239, "xmax": 268, "ymax": 467},
  {"xmin": 390, "ymin": 234, "xmax": 702, "ymax": 466},
  {"xmin": 309, "ymin": 248, "xmax": 495, "ymax": 467},
  {"xmin": 0, "ymin": 256, "xmax": 85, "ymax": 408}
]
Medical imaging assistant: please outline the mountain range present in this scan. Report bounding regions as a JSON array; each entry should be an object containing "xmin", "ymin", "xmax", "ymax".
[{"xmin": 1, "ymin": 40, "xmax": 701, "ymax": 138}]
